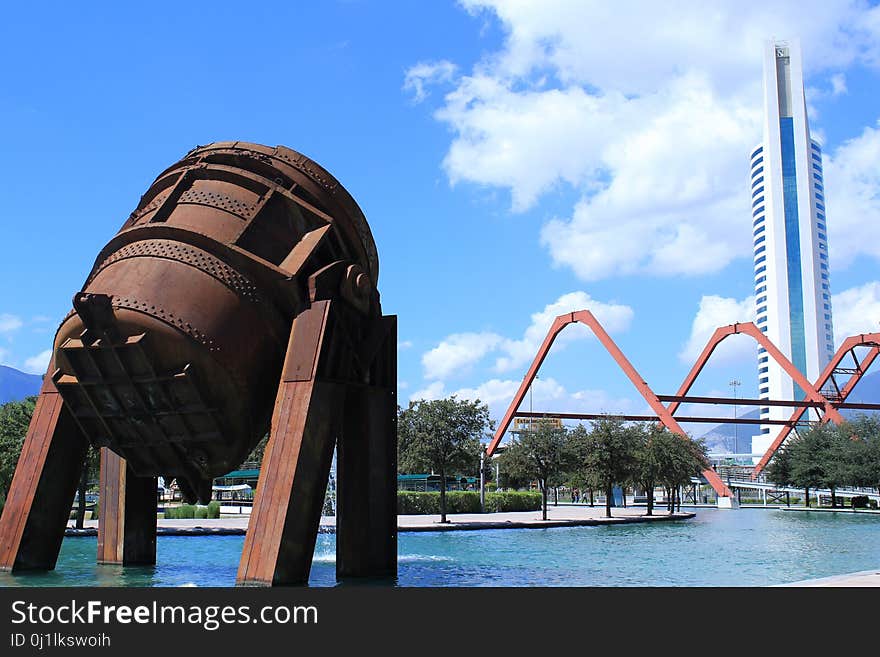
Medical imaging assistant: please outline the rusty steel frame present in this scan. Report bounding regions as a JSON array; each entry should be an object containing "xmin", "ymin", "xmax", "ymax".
[
  {"xmin": 0, "ymin": 142, "xmax": 397, "ymax": 585},
  {"xmin": 486, "ymin": 310, "xmax": 880, "ymax": 494},
  {"xmin": 752, "ymin": 332, "xmax": 880, "ymax": 476},
  {"xmin": 485, "ymin": 310, "xmax": 735, "ymax": 499}
]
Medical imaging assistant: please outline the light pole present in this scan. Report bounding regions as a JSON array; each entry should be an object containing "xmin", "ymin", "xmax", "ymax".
[{"xmin": 729, "ymin": 379, "xmax": 741, "ymax": 462}]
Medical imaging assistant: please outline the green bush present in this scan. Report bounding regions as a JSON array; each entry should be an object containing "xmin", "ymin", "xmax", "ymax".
[
  {"xmin": 397, "ymin": 490, "xmax": 542, "ymax": 514},
  {"xmin": 194, "ymin": 506, "xmax": 208, "ymax": 520},
  {"xmin": 484, "ymin": 491, "xmax": 542, "ymax": 512},
  {"xmin": 206, "ymin": 501, "xmax": 221, "ymax": 519},
  {"xmin": 164, "ymin": 504, "xmax": 196, "ymax": 519}
]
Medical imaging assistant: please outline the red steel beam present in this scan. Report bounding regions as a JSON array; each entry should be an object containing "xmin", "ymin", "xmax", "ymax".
[
  {"xmin": 514, "ymin": 411, "xmax": 797, "ymax": 425},
  {"xmin": 753, "ymin": 335, "xmax": 880, "ymax": 476},
  {"xmin": 486, "ymin": 310, "xmax": 734, "ymax": 498},
  {"xmin": 666, "ymin": 323, "xmax": 843, "ymax": 425}
]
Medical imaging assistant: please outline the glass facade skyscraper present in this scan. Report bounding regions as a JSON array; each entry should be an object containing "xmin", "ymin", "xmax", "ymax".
[{"xmin": 751, "ymin": 40, "xmax": 834, "ymax": 460}]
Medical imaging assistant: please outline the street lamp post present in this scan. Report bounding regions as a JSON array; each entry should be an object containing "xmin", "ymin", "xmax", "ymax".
[{"xmin": 729, "ymin": 379, "xmax": 741, "ymax": 462}]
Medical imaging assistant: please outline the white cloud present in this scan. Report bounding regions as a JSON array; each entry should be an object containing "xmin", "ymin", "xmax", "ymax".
[
  {"xmin": 831, "ymin": 281, "xmax": 880, "ymax": 345},
  {"xmin": 408, "ymin": 375, "xmax": 638, "ymax": 424},
  {"xmin": 492, "ymin": 290, "xmax": 633, "ymax": 372},
  {"xmin": 420, "ymin": 291, "xmax": 633, "ymax": 380},
  {"xmin": 397, "ymin": 340, "xmax": 413, "ymax": 351},
  {"xmin": 410, "ymin": 380, "xmax": 446, "ymax": 402},
  {"xmin": 22, "ymin": 349, "xmax": 52, "ymax": 375},
  {"xmin": 825, "ymin": 122, "xmax": 880, "ymax": 269},
  {"xmin": 414, "ymin": 1, "xmax": 880, "ymax": 280},
  {"xmin": 422, "ymin": 331, "xmax": 505, "ymax": 380},
  {"xmin": 403, "ymin": 60, "xmax": 457, "ymax": 103},
  {"xmin": 0, "ymin": 314, "xmax": 23, "ymax": 333},
  {"xmin": 679, "ymin": 295, "xmax": 757, "ymax": 364}
]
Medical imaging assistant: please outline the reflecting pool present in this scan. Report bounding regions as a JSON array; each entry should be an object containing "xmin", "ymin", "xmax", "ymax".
[{"xmin": 2, "ymin": 509, "xmax": 879, "ymax": 587}]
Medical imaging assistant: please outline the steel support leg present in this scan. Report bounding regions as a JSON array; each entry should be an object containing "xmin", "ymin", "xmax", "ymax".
[
  {"xmin": 336, "ymin": 316, "xmax": 397, "ymax": 579},
  {"xmin": 237, "ymin": 301, "xmax": 341, "ymax": 586},
  {"xmin": 97, "ymin": 448, "xmax": 157, "ymax": 565},
  {"xmin": 0, "ymin": 381, "xmax": 88, "ymax": 571}
]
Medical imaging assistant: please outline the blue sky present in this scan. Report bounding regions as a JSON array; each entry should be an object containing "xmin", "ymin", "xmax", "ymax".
[{"xmin": 2, "ymin": 1, "xmax": 880, "ymax": 438}]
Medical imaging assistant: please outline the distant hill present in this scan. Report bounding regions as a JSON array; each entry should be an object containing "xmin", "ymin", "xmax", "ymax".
[
  {"xmin": 0, "ymin": 366, "xmax": 42, "ymax": 404},
  {"xmin": 697, "ymin": 370, "xmax": 880, "ymax": 453}
]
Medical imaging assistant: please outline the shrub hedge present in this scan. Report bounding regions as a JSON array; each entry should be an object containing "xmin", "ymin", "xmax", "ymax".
[
  {"xmin": 164, "ymin": 502, "xmax": 220, "ymax": 519},
  {"xmin": 397, "ymin": 490, "xmax": 541, "ymax": 514}
]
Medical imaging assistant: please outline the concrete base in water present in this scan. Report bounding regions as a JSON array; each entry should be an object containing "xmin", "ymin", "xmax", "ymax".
[{"xmin": 716, "ymin": 496, "xmax": 740, "ymax": 509}]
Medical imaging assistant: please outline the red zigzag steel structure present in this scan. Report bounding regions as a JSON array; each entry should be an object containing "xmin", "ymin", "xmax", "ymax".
[{"xmin": 485, "ymin": 310, "xmax": 880, "ymax": 502}]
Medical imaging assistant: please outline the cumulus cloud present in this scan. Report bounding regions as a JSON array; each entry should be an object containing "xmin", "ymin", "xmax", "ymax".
[
  {"xmin": 422, "ymin": 332, "xmax": 505, "ymax": 380},
  {"xmin": 421, "ymin": 291, "xmax": 633, "ymax": 380},
  {"xmin": 679, "ymin": 295, "xmax": 757, "ymax": 364},
  {"xmin": 22, "ymin": 349, "xmax": 52, "ymax": 375},
  {"xmin": 413, "ymin": 1, "xmax": 880, "ymax": 280},
  {"xmin": 403, "ymin": 60, "xmax": 458, "ymax": 103},
  {"xmin": 409, "ymin": 375, "xmax": 638, "ymax": 423},
  {"xmin": 831, "ymin": 281, "xmax": 880, "ymax": 344},
  {"xmin": 825, "ymin": 122, "xmax": 880, "ymax": 269},
  {"xmin": 0, "ymin": 314, "xmax": 23, "ymax": 333}
]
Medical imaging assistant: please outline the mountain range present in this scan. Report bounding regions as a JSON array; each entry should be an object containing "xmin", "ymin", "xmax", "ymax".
[
  {"xmin": 0, "ymin": 365, "xmax": 42, "ymax": 404},
  {"xmin": 698, "ymin": 369, "xmax": 880, "ymax": 453}
]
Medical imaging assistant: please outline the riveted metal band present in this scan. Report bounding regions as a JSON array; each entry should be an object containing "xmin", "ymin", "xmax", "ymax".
[
  {"xmin": 109, "ymin": 296, "xmax": 220, "ymax": 353},
  {"xmin": 88, "ymin": 239, "xmax": 268, "ymax": 308}
]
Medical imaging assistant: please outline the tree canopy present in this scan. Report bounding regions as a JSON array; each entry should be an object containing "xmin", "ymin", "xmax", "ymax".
[{"xmin": 397, "ymin": 396, "xmax": 490, "ymax": 522}]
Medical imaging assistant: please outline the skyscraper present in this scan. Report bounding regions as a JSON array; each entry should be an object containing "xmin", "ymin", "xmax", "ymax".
[{"xmin": 750, "ymin": 39, "xmax": 834, "ymax": 460}]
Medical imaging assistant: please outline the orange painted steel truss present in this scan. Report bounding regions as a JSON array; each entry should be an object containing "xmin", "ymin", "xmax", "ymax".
[{"xmin": 485, "ymin": 310, "xmax": 880, "ymax": 498}]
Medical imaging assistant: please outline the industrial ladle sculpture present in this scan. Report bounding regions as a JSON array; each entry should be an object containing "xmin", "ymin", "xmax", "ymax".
[{"xmin": 0, "ymin": 142, "xmax": 397, "ymax": 585}]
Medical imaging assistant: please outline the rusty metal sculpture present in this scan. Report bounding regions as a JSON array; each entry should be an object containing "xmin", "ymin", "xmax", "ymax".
[{"xmin": 0, "ymin": 142, "xmax": 397, "ymax": 585}]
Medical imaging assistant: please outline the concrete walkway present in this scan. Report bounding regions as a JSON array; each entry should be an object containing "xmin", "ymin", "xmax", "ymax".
[{"xmin": 64, "ymin": 504, "xmax": 693, "ymax": 536}]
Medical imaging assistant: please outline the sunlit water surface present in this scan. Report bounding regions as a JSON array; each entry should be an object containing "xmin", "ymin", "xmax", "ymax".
[{"xmin": 2, "ymin": 509, "xmax": 878, "ymax": 587}]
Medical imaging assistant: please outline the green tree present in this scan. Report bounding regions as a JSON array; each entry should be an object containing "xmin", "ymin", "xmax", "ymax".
[
  {"xmin": 786, "ymin": 423, "xmax": 846, "ymax": 507},
  {"xmin": 500, "ymin": 422, "xmax": 573, "ymax": 520},
  {"xmin": 0, "ymin": 397, "xmax": 37, "ymax": 513},
  {"xmin": 656, "ymin": 432, "xmax": 709, "ymax": 514},
  {"xmin": 633, "ymin": 423, "xmax": 683, "ymax": 516},
  {"xmin": 397, "ymin": 396, "xmax": 490, "ymax": 523},
  {"xmin": 573, "ymin": 416, "xmax": 639, "ymax": 518}
]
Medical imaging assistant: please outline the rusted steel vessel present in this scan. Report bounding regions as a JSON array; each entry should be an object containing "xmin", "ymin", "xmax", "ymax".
[
  {"xmin": 51, "ymin": 142, "xmax": 380, "ymax": 503},
  {"xmin": 1, "ymin": 142, "xmax": 397, "ymax": 584}
]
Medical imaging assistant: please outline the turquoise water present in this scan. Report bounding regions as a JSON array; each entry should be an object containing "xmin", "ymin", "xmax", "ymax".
[{"xmin": 2, "ymin": 509, "xmax": 879, "ymax": 587}]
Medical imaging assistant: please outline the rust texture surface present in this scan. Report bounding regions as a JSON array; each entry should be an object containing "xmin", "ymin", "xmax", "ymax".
[{"xmin": 0, "ymin": 142, "xmax": 397, "ymax": 584}]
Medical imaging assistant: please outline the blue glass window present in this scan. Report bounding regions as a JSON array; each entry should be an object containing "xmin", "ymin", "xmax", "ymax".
[
  {"xmin": 821, "ymin": 273, "xmax": 828, "ymax": 280},
  {"xmin": 759, "ymin": 367, "xmax": 768, "ymax": 374},
  {"xmin": 753, "ymin": 206, "xmax": 765, "ymax": 217},
  {"xmin": 756, "ymin": 295, "xmax": 767, "ymax": 304},
  {"xmin": 752, "ymin": 186, "xmax": 765, "ymax": 198},
  {"xmin": 751, "ymin": 146, "xmax": 763, "ymax": 159},
  {"xmin": 761, "ymin": 428, "xmax": 771, "ymax": 434},
  {"xmin": 753, "ymin": 217, "xmax": 765, "ymax": 227},
  {"xmin": 754, "ymin": 225, "xmax": 765, "ymax": 237},
  {"xmin": 754, "ymin": 245, "xmax": 766, "ymax": 256},
  {"xmin": 818, "ymin": 233, "xmax": 826, "ymax": 241},
  {"xmin": 756, "ymin": 265, "xmax": 767, "ymax": 275},
  {"xmin": 757, "ymin": 316, "xmax": 767, "ymax": 324},
  {"xmin": 752, "ymin": 168, "xmax": 764, "ymax": 180},
  {"xmin": 756, "ymin": 285, "xmax": 766, "ymax": 294},
  {"xmin": 758, "ymin": 347, "xmax": 766, "ymax": 354},
  {"xmin": 813, "ymin": 163, "xmax": 821, "ymax": 172},
  {"xmin": 756, "ymin": 275, "xmax": 766, "ymax": 285},
  {"xmin": 752, "ymin": 156, "xmax": 764, "ymax": 168},
  {"xmin": 759, "ymin": 356, "xmax": 768, "ymax": 363},
  {"xmin": 814, "ymin": 183, "xmax": 824, "ymax": 191},
  {"xmin": 754, "ymin": 235, "xmax": 766, "ymax": 246},
  {"xmin": 817, "ymin": 222, "xmax": 825, "ymax": 230},
  {"xmin": 812, "ymin": 152, "xmax": 821, "ymax": 162},
  {"xmin": 815, "ymin": 193, "xmax": 824, "ymax": 201},
  {"xmin": 752, "ymin": 196, "xmax": 765, "ymax": 208},
  {"xmin": 779, "ymin": 117, "xmax": 808, "ymax": 400},
  {"xmin": 813, "ymin": 172, "xmax": 823, "ymax": 182},
  {"xmin": 760, "ymin": 386, "xmax": 769, "ymax": 394},
  {"xmin": 755, "ymin": 255, "xmax": 766, "ymax": 265},
  {"xmin": 823, "ymin": 303, "xmax": 830, "ymax": 310}
]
